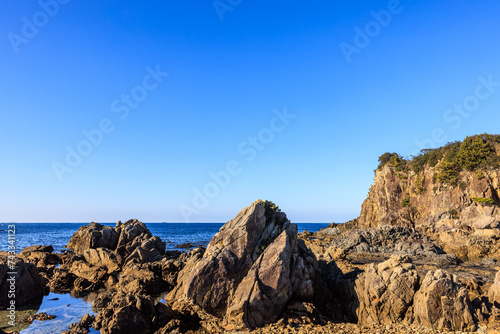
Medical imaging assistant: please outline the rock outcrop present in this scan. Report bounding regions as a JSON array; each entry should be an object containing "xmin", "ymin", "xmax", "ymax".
[
  {"xmin": 410, "ymin": 269, "xmax": 476, "ymax": 332},
  {"xmin": 167, "ymin": 200, "xmax": 318, "ymax": 330},
  {"xmin": 94, "ymin": 292, "xmax": 157, "ymax": 334},
  {"xmin": 0, "ymin": 253, "xmax": 47, "ymax": 309},
  {"xmin": 62, "ymin": 314, "xmax": 95, "ymax": 334},
  {"xmin": 50, "ymin": 219, "xmax": 168, "ymax": 294},
  {"xmin": 354, "ymin": 255, "xmax": 419, "ymax": 325},
  {"xmin": 491, "ymin": 270, "xmax": 500, "ymax": 308},
  {"xmin": 355, "ymin": 135, "xmax": 500, "ymax": 258}
]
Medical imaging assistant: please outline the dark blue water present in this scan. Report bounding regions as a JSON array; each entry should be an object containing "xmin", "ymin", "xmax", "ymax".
[{"xmin": 0, "ymin": 222, "xmax": 328, "ymax": 253}]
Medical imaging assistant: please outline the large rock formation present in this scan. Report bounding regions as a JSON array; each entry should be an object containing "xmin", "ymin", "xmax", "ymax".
[
  {"xmin": 0, "ymin": 253, "xmax": 47, "ymax": 309},
  {"xmin": 356, "ymin": 135, "xmax": 500, "ymax": 259},
  {"xmin": 167, "ymin": 200, "xmax": 318, "ymax": 330},
  {"xmin": 50, "ymin": 219, "xmax": 168, "ymax": 294},
  {"xmin": 354, "ymin": 255, "xmax": 419, "ymax": 325},
  {"xmin": 410, "ymin": 269, "xmax": 476, "ymax": 332}
]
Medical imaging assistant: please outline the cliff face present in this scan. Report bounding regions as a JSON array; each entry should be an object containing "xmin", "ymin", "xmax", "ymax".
[{"xmin": 357, "ymin": 136, "xmax": 500, "ymax": 259}]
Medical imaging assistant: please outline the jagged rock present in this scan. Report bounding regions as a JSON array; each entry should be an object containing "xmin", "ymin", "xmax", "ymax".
[
  {"xmin": 356, "ymin": 158, "xmax": 500, "ymax": 258},
  {"xmin": 27, "ymin": 312, "xmax": 56, "ymax": 322},
  {"xmin": 116, "ymin": 258, "xmax": 182, "ymax": 295},
  {"xmin": 94, "ymin": 292, "xmax": 156, "ymax": 334},
  {"xmin": 329, "ymin": 225, "xmax": 446, "ymax": 257},
  {"xmin": 123, "ymin": 236, "xmax": 165, "ymax": 265},
  {"xmin": 491, "ymin": 270, "xmax": 500, "ymax": 308},
  {"xmin": 21, "ymin": 245, "xmax": 54, "ymax": 255},
  {"xmin": 62, "ymin": 314, "xmax": 95, "ymax": 334},
  {"xmin": 0, "ymin": 253, "xmax": 47, "ymax": 309},
  {"xmin": 223, "ymin": 224, "xmax": 315, "ymax": 330},
  {"xmin": 92, "ymin": 291, "xmax": 114, "ymax": 311},
  {"xmin": 354, "ymin": 255, "xmax": 419, "ymax": 325},
  {"xmin": 82, "ymin": 248, "xmax": 123, "ymax": 273},
  {"xmin": 409, "ymin": 269, "xmax": 476, "ymax": 332},
  {"xmin": 167, "ymin": 200, "xmax": 317, "ymax": 330},
  {"xmin": 52, "ymin": 219, "xmax": 168, "ymax": 294},
  {"xmin": 67, "ymin": 222, "xmax": 119, "ymax": 254},
  {"xmin": 94, "ymin": 293, "xmax": 191, "ymax": 334}
]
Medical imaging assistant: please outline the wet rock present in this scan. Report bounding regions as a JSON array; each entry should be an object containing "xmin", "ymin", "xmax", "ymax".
[
  {"xmin": 62, "ymin": 314, "xmax": 95, "ymax": 334},
  {"xmin": 0, "ymin": 253, "xmax": 47, "ymax": 309},
  {"xmin": 354, "ymin": 255, "xmax": 419, "ymax": 325},
  {"xmin": 26, "ymin": 312, "xmax": 56, "ymax": 322}
]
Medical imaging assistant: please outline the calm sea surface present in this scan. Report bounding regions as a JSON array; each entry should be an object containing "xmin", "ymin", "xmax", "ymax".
[{"xmin": 0, "ymin": 222, "xmax": 328, "ymax": 253}]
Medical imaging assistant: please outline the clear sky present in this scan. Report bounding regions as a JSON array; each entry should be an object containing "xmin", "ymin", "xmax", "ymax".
[{"xmin": 1, "ymin": 1, "xmax": 500, "ymax": 223}]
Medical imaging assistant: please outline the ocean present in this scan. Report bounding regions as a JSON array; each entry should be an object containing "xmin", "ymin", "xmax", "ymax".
[
  {"xmin": 0, "ymin": 222, "xmax": 327, "ymax": 334},
  {"xmin": 0, "ymin": 222, "xmax": 328, "ymax": 253}
]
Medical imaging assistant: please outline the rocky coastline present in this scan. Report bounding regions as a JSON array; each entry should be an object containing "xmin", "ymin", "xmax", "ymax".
[{"xmin": 0, "ymin": 199, "xmax": 499, "ymax": 333}]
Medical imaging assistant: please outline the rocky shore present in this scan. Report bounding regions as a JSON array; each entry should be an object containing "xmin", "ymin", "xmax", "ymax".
[{"xmin": 1, "ymin": 199, "xmax": 499, "ymax": 333}]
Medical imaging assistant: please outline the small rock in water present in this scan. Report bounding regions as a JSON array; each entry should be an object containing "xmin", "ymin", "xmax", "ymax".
[{"xmin": 27, "ymin": 312, "xmax": 57, "ymax": 322}]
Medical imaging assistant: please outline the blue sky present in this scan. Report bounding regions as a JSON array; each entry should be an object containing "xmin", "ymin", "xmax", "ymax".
[{"xmin": 1, "ymin": 1, "xmax": 500, "ymax": 223}]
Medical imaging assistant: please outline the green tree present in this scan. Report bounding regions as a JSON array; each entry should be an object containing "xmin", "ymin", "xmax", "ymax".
[
  {"xmin": 457, "ymin": 135, "xmax": 493, "ymax": 171},
  {"xmin": 437, "ymin": 160, "xmax": 460, "ymax": 186}
]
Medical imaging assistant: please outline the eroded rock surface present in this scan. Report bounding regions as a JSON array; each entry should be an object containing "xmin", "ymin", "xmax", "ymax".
[
  {"xmin": 410, "ymin": 269, "xmax": 476, "ymax": 332},
  {"xmin": 354, "ymin": 255, "xmax": 419, "ymax": 325},
  {"xmin": 0, "ymin": 253, "xmax": 47, "ymax": 309},
  {"xmin": 167, "ymin": 200, "xmax": 318, "ymax": 330}
]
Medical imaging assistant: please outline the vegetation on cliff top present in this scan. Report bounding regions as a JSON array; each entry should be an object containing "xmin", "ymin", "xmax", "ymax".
[{"xmin": 377, "ymin": 134, "xmax": 500, "ymax": 186}]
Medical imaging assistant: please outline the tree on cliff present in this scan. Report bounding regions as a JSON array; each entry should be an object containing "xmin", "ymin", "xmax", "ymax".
[{"xmin": 457, "ymin": 135, "xmax": 493, "ymax": 171}]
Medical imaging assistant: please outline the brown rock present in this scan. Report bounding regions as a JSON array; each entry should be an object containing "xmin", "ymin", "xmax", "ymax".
[
  {"xmin": 62, "ymin": 314, "xmax": 95, "ymax": 334},
  {"xmin": 0, "ymin": 253, "xmax": 47, "ymax": 309},
  {"xmin": 82, "ymin": 248, "xmax": 123, "ymax": 273},
  {"xmin": 27, "ymin": 312, "xmax": 56, "ymax": 322},
  {"xmin": 67, "ymin": 222, "xmax": 119, "ymax": 254},
  {"xmin": 224, "ymin": 224, "xmax": 304, "ymax": 330},
  {"xmin": 410, "ymin": 269, "xmax": 476, "ymax": 332},
  {"xmin": 354, "ymin": 255, "xmax": 419, "ymax": 326},
  {"xmin": 21, "ymin": 245, "xmax": 54, "ymax": 255},
  {"xmin": 93, "ymin": 292, "xmax": 156, "ymax": 334},
  {"xmin": 491, "ymin": 270, "xmax": 500, "ymax": 308},
  {"xmin": 167, "ymin": 200, "xmax": 316, "ymax": 330}
]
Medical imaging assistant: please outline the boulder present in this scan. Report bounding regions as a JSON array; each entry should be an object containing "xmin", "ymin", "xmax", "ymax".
[
  {"xmin": 354, "ymin": 255, "xmax": 419, "ymax": 325},
  {"xmin": 67, "ymin": 222, "xmax": 119, "ymax": 254},
  {"xmin": 223, "ymin": 224, "xmax": 314, "ymax": 330},
  {"xmin": 410, "ymin": 269, "xmax": 476, "ymax": 332},
  {"xmin": 167, "ymin": 200, "xmax": 317, "ymax": 330},
  {"xmin": 0, "ymin": 253, "xmax": 47, "ymax": 309},
  {"xmin": 94, "ymin": 292, "xmax": 156, "ymax": 334},
  {"xmin": 82, "ymin": 248, "xmax": 123, "ymax": 273},
  {"xmin": 62, "ymin": 314, "xmax": 95, "ymax": 334},
  {"xmin": 116, "ymin": 258, "xmax": 182, "ymax": 295},
  {"xmin": 27, "ymin": 312, "xmax": 56, "ymax": 322},
  {"xmin": 490, "ymin": 270, "xmax": 500, "ymax": 308},
  {"xmin": 67, "ymin": 220, "xmax": 165, "ymax": 262},
  {"xmin": 21, "ymin": 245, "xmax": 54, "ymax": 255}
]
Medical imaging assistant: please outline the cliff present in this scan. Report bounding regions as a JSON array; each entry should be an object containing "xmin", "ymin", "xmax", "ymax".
[{"xmin": 356, "ymin": 134, "xmax": 500, "ymax": 259}]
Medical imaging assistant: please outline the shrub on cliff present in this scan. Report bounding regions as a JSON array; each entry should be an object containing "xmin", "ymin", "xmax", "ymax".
[{"xmin": 378, "ymin": 152, "xmax": 407, "ymax": 170}]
